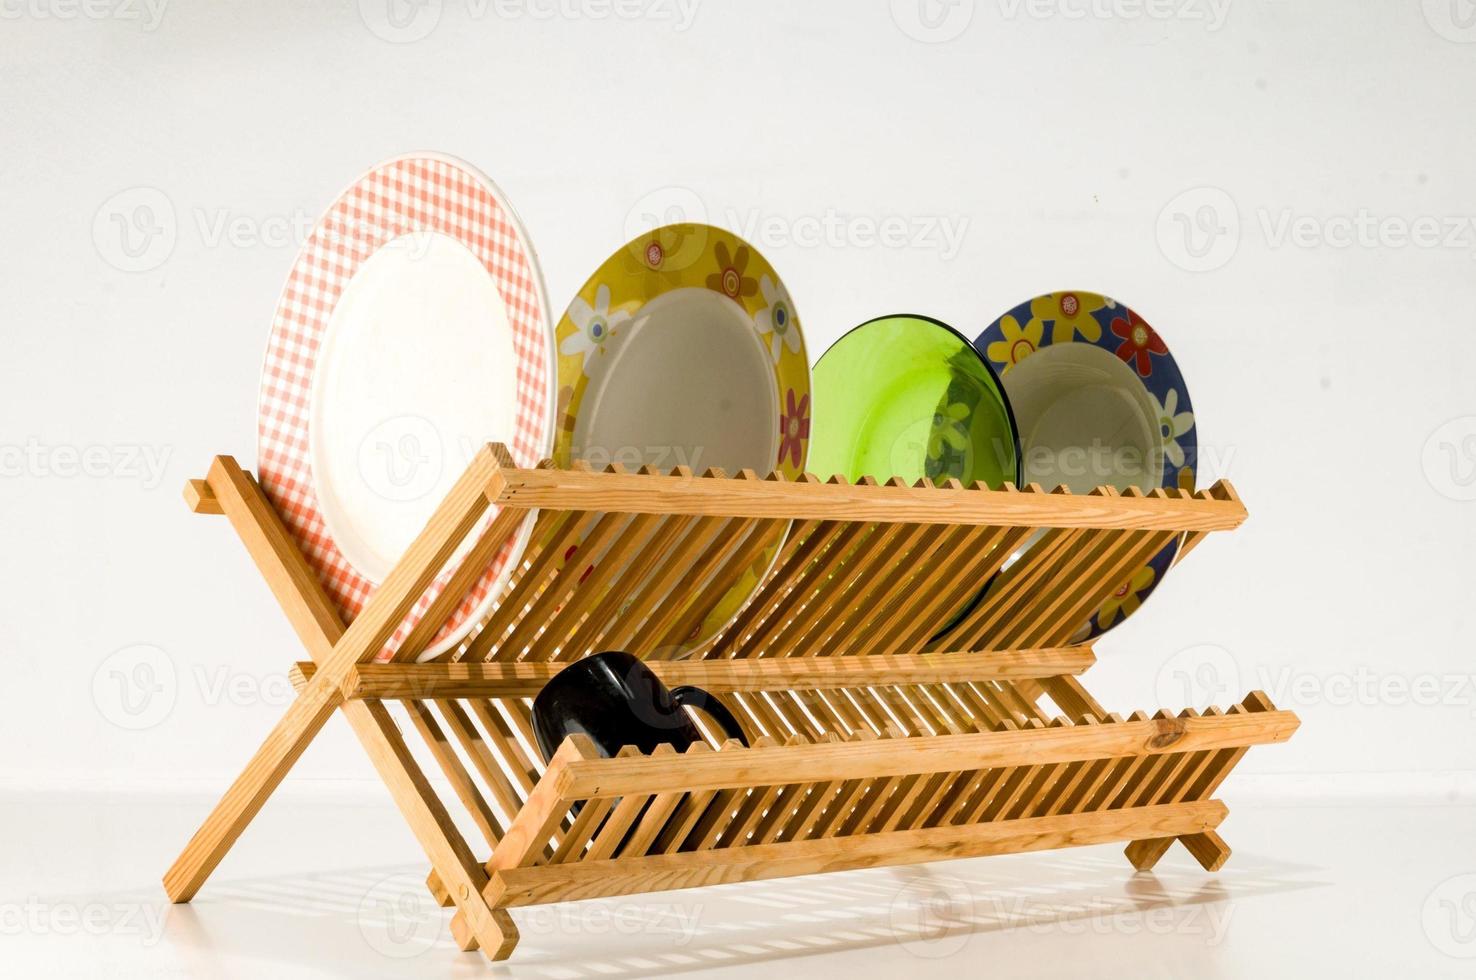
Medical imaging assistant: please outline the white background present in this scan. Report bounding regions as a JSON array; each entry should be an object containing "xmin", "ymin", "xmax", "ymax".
[{"xmin": 2, "ymin": 0, "xmax": 1474, "ymax": 804}]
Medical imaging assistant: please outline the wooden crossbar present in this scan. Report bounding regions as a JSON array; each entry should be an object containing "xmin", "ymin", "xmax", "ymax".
[
  {"xmin": 555, "ymin": 709, "xmax": 1299, "ymax": 799},
  {"xmin": 491, "ymin": 463, "xmax": 1247, "ymax": 530},
  {"xmin": 289, "ymin": 647, "xmax": 1098, "ymax": 698},
  {"xmin": 487, "ymin": 800, "xmax": 1229, "ymax": 907}
]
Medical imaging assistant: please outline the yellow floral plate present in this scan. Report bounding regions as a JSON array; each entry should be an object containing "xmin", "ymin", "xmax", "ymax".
[{"xmin": 550, "ymin": 223, "xmax": 810, "ymax": 657}]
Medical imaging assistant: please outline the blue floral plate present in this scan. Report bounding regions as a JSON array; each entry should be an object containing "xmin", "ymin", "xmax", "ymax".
[{"xmin": 974, "ymin": 291, "xmax": 1197, "ymax": 641}]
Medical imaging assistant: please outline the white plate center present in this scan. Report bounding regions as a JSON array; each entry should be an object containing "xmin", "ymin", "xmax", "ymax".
[
  {"xmin": 1004, "ymin": 341, "xmax": 1161, "ymax": 494},
  {"xmin": 310, "ymin": 230, "xmax": 517, "ymax": 582},
  {"xmin": 571, "ymin": 287, "xmax": 778, "ymax": 475}
]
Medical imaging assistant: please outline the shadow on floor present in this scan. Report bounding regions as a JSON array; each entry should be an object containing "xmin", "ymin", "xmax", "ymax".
[{"xmin": 112, "ymin": 845, "xmax": 1329, "ymax": 978}]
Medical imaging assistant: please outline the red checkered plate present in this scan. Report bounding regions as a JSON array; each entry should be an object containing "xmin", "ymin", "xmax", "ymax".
[{"xmin": 257, "ymin": 153, "xmax": 555, "ymax": 660}]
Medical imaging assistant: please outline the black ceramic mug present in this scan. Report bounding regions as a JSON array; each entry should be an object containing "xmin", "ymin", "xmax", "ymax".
[{"xmin": 531, "ymin": 650, "xmax": 748, "ymax": 763}]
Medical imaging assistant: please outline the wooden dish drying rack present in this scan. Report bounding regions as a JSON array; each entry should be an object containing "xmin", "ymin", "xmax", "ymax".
[{"xmin": 162, "ymin": 443, "xmax": 1297, "ymax": 962}]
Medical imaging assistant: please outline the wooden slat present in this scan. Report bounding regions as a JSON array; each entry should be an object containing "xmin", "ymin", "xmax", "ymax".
[
  {"xmin": 649, "ymin": 745, "xmax": 720, "ymax": 853},
  {"xmin": 758, "ymin": 517, "xmax": 914, "ymax": 657},
  {"xmin": 487, "ymin": 800, "xmax": 1229, "ymax": 908},
  {"xmin": 504, "ymin": 507, "xmax": 649, "ymax": 661},
  {"xmin": 797, "ymin": 519, "xmax": 944, "ymax": 658},
  {"xmin": 394, "ymin": 505, "xmax": 530, "ymax": 661},
  {"xmin": 484, "ymin": 736, "xmax": 593, "ymax": 872},
  {"xmin": 492, "ymin": 463, "xmax": 1247, "ymax": 530},
  {"xmin": 558, "ymin": 710, "xmax": 1300, "ymax": 798},
  {"xmin": 547, "ymin": 797, "xmax": 613, "ymax": 865},
  {"xmin": 584, "ymin": 750, "xmax": 651, "ymax": 862},
  {"xmin": 647, "ymin": 517, "xmax": 789, "ymax": 655},
  {"xmin": 678, "ymin": 742, "xmax": 751, "ymax": 851},
  {"xmin": 619, "ymin": 746, "xmax": 692, "ymax": 858},
  {"xmin": 312, "ymin": 647, "xmax": 1096, "ymax": 699},
  {"xmin": 459, "ymin": 509, "xmax": 595, "ymax": 662},
  {"xmin": 403, "ymin": 701, "xmax": 503, "ymax": 849},
  {"xmin": 847, "ymin": 521, "xmax": 1003, "ymax": 658},
  {"xmin": 724, "ymin": 517, "xmax": 874, "ymax": 657},
  {"xmin": 433, "ymin": 701, "xmax": 530, "ymax": 827},
  {"xmin": 635, "ymin": 514, "xmax": 758, "ymax": 654}
]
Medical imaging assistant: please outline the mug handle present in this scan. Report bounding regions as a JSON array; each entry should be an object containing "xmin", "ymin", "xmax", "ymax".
[{"xmin": 670, "ymin": 686, "xmax": 749, "ymax": 746}]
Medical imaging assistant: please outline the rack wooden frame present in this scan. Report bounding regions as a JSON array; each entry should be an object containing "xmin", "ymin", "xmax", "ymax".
[{"xmin": 162, "ymin": 443, "xmax": 1297, "ymax": 962}]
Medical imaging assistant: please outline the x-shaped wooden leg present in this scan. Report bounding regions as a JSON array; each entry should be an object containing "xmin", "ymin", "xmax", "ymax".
[{"xmin": 161, "ymin": 447, "xmax": 521, "ymax": 958}]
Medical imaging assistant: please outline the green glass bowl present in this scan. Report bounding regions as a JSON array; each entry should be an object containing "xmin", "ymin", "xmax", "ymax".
[{"xmin": 810, "ymin": 314, "xmax": 1020, "ymax": 489}]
